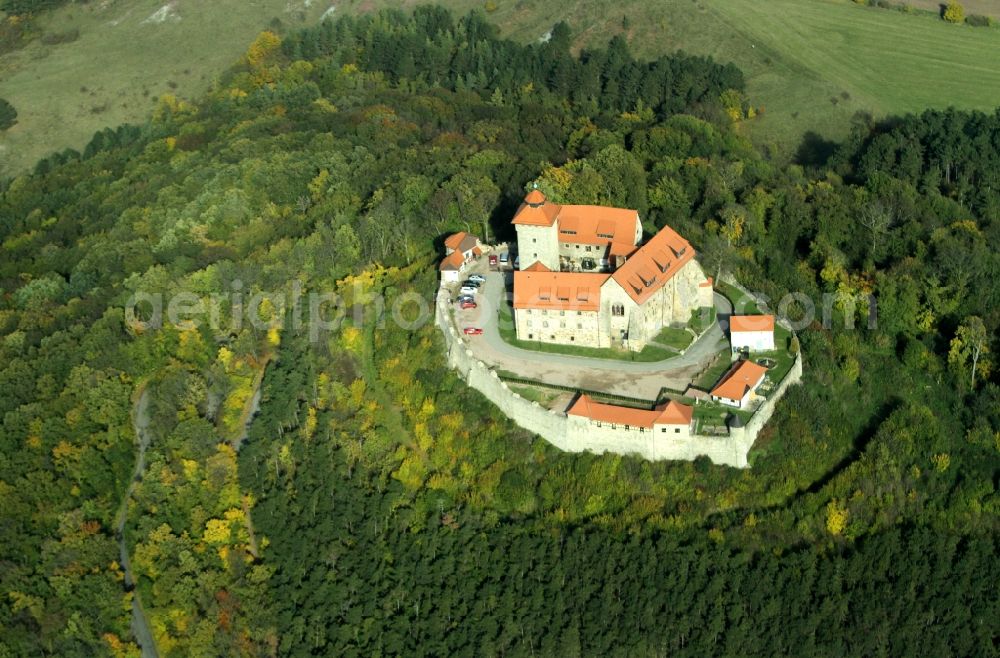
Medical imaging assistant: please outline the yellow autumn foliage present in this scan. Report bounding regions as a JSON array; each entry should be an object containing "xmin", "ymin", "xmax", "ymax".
[
  {"xmin": 245, "ymin": 31, "xmax": 281, "ymax": 69},
  {"xmin": 825, "ymin": 500, "xmax": 849, "ymax": 536},
  {"xmin": 203, "ymin": 518, "xmax": 231, "ymax": 544},
  {"xmin": 302, "ymin": 407, "xmax": 317, "ymax": 440},
  {"xmin": 341, "ymin": 326, "xmax": 362, "ymax": 353}
]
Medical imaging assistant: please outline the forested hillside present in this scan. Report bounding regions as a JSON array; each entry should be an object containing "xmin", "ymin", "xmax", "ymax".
[{"xmin": 0, "ymin": 7, "xmax": 997, "ymax": 656}]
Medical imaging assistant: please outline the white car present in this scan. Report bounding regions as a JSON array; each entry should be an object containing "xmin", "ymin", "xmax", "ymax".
[
  {"xmin": 459, "ymin": 285, "xmax": 478, "ymax": 295},
  {"xmin": 468, "ymin": 274, "xmax": 486, "ymax": 283}
]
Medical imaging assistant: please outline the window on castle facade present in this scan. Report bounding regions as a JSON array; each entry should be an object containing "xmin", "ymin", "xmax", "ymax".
[{"xmin": 612, "ymin": 304, "xmax": 625, "ymax": 317}]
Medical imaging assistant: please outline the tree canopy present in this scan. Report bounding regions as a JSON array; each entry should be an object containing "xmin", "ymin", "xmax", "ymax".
[{"xmin": 0, "ymin": 6, "xmax": 997, "ymax": 656}]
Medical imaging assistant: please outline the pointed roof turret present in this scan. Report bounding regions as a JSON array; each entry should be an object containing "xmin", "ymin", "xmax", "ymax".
[{"xmin": 524, "ymin": 187, "xmax": 547, "ymax": 206}]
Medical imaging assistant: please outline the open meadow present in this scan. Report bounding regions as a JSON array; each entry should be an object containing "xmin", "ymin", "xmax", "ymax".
[
  {"xmin": 3, "ymin": 0, "xmax": 1000, "ymax": 171},
  {"xmin": 409, "ymin": 0, "xmax": 1000, "ymax": 155},
  {"xmin": 0, "ymin": 0, "xmax": 333, "ymax": 174}
]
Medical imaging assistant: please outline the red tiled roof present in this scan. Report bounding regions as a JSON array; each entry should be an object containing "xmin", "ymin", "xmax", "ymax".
[
  {"xmin": 523, "ymin": 261, "xmax": 551, "ymax": 272},
  {"xmin": 610, "ymin": 224, "xmax": 695, "ymax": 304},
  {"xmin": 512, "ymin": 189, "xmax": 640, "ymax": 245},
  {"xmin": 513, "ymin": 271, "xmax": 609, "ymax": 311},
  {"xmin": 609, "ymin": 242, "xmax": 639, "ymax": 258},
  {"xmin": 567, "ymin": 395, "xmax": 693, "ymax": 428},
  {"xmin": 657, "ymin": 400, "xmax": 694, "ymax": 425},
  {"xmin": 525, "ymin": 188, "xmax": 546, "ymax": 205},
  {"xmin": 557, "ymin": 206, "xmax": 640, "ymax": 246},
  {"xmin": 439, "ymin": 250, "xmax": 465, "ymax": 271},
  {"xmin": 513, "ymin": 199, "xmax": 562, "ymax": 226},
  {"xmin": 711, "ymin": 360, "xmax": 768, "ymax": 401},
  {"xmin": 445, "ymin": 231, "xmax": 480, "ymax": 253},
  {"xmin": 730, "ymin": 315, "xmax": 774, "ymax": 333}
]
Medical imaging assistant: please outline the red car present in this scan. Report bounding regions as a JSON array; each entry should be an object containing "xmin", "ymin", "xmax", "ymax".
[
  {"xmin": 488, "ymin": 254, "xmax": 498, "ymax": 267},
  {"xmin": 460, "ymin": 301, "xmax": 477, "ymax": 310},
  {"xmin": 463, "ymin": 327, "xmax": 483, "ymax": 335}
]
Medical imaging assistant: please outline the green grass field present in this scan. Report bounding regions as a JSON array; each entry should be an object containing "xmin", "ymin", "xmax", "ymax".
[
  {"xmin": 0, "ymin": 0, "xmax": 333, "ymax": 174},
  {"xmin": 367, "ymin": 0, "xmax": 1000, "ymax": 155},
  {"xmin": 3, "ymin": 0, "xmax": 1000, "ymax": 172},
  {"xmin": 693, "ymin": 348, "xmax": 734, "ymax": 390},
  {"xmin": 708, "ymin": 0, "xmax": 1000, "ymax": 152},
  {"xmin": 650, "ymin": 325, "xmax": 693, "ymax": 351},
  {"xmin": 467, "ymin": 0, "xmax": 1000, "ymax": 155}
]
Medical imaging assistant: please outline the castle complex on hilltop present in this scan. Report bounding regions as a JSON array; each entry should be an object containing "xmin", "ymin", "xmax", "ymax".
[{"xmin": 511, "ymin": 189, "xmax": 713, "ymax": 351}]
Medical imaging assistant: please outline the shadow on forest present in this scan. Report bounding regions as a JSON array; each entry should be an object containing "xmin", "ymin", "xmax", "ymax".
[
  {"xmin": 707, "ymin": 398, "xmax": 901, "ymax": 526},
  {"xmin": 489, "ymin": 194, "xmax": 522, "ymax": 245},
  {"xmin": 799, "ymin": 398, "xmax": 900, "ymax": 496},
  {"xmin": 794, "ymin": 131, "xmax": 839, "ymax": 169}
]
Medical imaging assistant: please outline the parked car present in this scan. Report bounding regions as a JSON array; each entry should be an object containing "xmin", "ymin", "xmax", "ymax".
[
  {"xmin": 489, "ymin": 254, "xmax": 498, "ymax": 267},
  {"xmin": 456, "ymin": 294, "xmax": 475, "ymax": 304},
  {"xmin": 468, "ymin": 274, "xmax": 486, "ymax": 283},
  {"xmin": 499, "ymin": 252, "xmax": 509, "ymax": 264},
  {"xmin": 460, "ymin": 301, "xmax": 477, "ymax": 310},
  {"xmin": 459, "ymin": 285, "xmax": 478, "ymax": 295},
  {"xmin": 513, "ymin": 256, "xmax": 520, "ymax": 269},
  {"xmin": 463, "ymin": 327, "xmax": 483, "ymax": 335},
  {"xmin": 462, "ymin": 279, "xmax": 481, "ymax": 287}
]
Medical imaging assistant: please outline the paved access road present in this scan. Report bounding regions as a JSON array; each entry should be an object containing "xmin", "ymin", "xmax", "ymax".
[{"xmin": 449, "ymin": 263, "xmax": 732, "ymax": 399}]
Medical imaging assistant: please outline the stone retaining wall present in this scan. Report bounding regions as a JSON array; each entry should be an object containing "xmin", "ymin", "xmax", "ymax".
[{"xmin": 436, "ymin": 292, "xmax": 799, "ymax": 468}]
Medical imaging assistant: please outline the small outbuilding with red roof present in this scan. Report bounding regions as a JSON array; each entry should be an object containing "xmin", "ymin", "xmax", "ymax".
[
  {"xmin": 729, "ymin": 314, "xmax": 775, "ymax": 353},
  {"xmin": 440, "ymin": 231, "xmax": 482, "ymax": 283},
  {"xmin": 710, "ymin": 359, "xmax": 768, "ymax": 408}
]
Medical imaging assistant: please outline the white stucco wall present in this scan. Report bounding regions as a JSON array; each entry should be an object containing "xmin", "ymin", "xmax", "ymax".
[
  {"xmin": 558, "ymin": 241, "xmax": 607, "ymax": 265},
  {"xmin": 731, "ymin": 330, "xmax": 774, "ymax": 352}
]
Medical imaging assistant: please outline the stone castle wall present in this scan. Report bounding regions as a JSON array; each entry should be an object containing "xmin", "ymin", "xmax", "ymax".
[
  {"xmin": 729, "ymin": 352, "xmax": 803, "ymax": 456},
  {"xmin": 436, "ymin": 292, "xmax": 801, "ymax": 468}
]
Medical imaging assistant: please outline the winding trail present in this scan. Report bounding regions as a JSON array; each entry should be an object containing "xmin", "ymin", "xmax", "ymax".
[
  {"xmin": 231, "ymin": 362, "xmax": 267, "ymax": 452},
  {"xmin": 116, "ymin": 387, "xmax": 159, "ymax": 658},
  {"xmin": 117, "ymin": 363, "xmax": 268, "ymax": 655}
]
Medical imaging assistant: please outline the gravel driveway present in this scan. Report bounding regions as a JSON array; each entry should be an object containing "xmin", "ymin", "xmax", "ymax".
[{"xmin": 446, "ymin": 259, "xmax": 732, "ymax": 399}]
